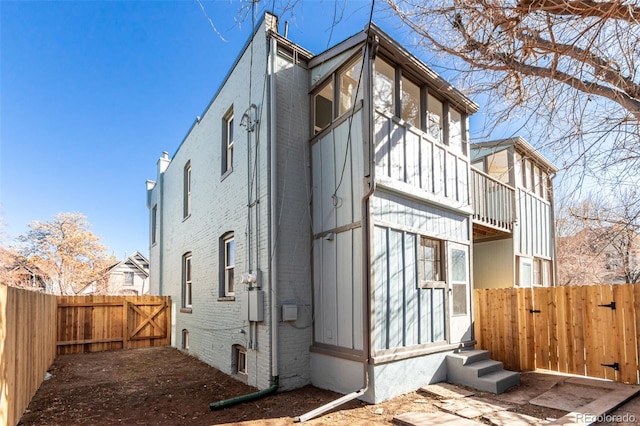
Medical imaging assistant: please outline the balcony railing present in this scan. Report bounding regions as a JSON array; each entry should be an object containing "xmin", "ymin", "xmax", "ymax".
[{"xmin": 471, "ymin": 168, "xmax": 515, "ymax": 233}]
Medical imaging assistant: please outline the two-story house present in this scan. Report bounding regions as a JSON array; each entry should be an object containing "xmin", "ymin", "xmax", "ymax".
[
  {"xmin": 147, "ymin": 12, "xmax": 555, "ymax": 405},
  {"xmin": 471, "ymin": 137, "xmax": 558, "ymax": 289}
]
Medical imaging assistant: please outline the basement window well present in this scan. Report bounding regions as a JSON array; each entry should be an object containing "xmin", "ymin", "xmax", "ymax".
[{"xmin": 233, "ymin": 345, "xmax": 248, "ymax": 377}]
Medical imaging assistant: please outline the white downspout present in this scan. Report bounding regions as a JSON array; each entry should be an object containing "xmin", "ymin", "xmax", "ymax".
[{"xmin": 269, "ymin": 35, "xmax": 279, "ymax": 384}]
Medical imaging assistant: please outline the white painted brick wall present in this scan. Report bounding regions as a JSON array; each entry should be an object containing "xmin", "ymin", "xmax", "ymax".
[{"xmin": 148, "ymin": 16, "xmax": 313, "ymax": 392}]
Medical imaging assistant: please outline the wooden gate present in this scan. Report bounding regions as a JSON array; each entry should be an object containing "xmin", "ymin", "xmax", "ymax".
[
  {"xmin": 474, "ymin": 284, "xmax": 640, "ymax": 384},
  {"xmin": 57, "ymin": 295, "xmax": 171, "ymax": 354}
]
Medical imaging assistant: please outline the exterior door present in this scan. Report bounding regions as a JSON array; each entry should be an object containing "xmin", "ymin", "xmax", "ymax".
[{"xmin": 449, "ymin": 243, "xmax": 472, "ymax": 342}]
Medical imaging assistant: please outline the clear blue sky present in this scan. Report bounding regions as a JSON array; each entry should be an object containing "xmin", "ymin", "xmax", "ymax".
[{"xmin": 1, "ymin": 0, "xmax": 491, "ymax": 259}]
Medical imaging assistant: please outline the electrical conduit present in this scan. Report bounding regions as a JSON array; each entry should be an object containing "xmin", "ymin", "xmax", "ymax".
[{"xmin": 209, "ymin": 26, "xmax": 280, "ymax": 413}]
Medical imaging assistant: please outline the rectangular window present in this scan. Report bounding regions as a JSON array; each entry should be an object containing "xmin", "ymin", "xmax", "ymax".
[
  {"xmin": 235, "ymin": 345, "xmax": 247, "ymax": 375},
  {"xmin": 339, "ymin": 59, "xmax": 363, "ymax": 116},
  {"xmin": 523, "ymin": 158, "xmax": 532, "ymax": 190},
  {"xmin": 486, "ymin": 150, "xmax": 510, "ymax": 184},
  {"xmin": 419, "ymin": 236, "xmax": 441, "ymax": 282},
  {"xmin": 449, "ymin": 109, "xmax": 464, "ymax": 154},
  {"xmin": 182, "ymin": 329, "xmax": 189, "ymax": 350},
  {"xmin": 224, "ymin": 236, "xmax": 235, "ymax": 296},
  {"xmin": 183, "ymin": 253, "xmax": 192, "ymax": 308},
  {"xmin": 515, "ymin": 153, "xmax": 523, "ymax": 188},
  {"xmin": 471, "ymin": 159, "xmax": 485, "ymax": 173},
  {"xmin": 401, "ymin": 75, "xmax": 420, "ymax": 127},
  {"xmin": 223, "ymin": 109, "xmax": 234, "ymax": 174},
  {"xmin": 183, "ymin": 162, "xmax": 191, "ymax": 218},
  {"xmin": 533, "ymin": 165, "xmax": 541, "ymax": 196},
  {"xmin": 151, "ymin": 204, "xmax": 157, "ymax": 244},
  {"xmin": 534, "ymin": 258, "xmax": 552, "ymax": 286},
  {"xmin": 124, "ymin": 272, "xmax": 134, "ymax": 286},
  {"xmin": 314, "ymin": 81, "xmax": 334, "ymax": 133},
  {"xmin": 451, "ymin": 248, "xmax": 468, "ymax": 316},
  {"xmin": 518, "ymin": 257, "xmax": 533, "ymax": 287},
  {"xmin": 373, "ymin": 57, "xmax": 395, "ymax": 114},
  {"xmin": 427, "ymin": 94, "xmax": 443, "ymax": 143}
]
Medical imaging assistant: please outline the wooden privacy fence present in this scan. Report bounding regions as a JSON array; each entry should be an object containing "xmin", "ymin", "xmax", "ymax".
[
  {"xmin": 1, "ymin": 286, "xmax": 57, "ymax": 426},
  {"xmin": 57, "ymin": 295, "xmax": 171, "ymax": 354},
  {"xmin": 474, "ymin": 284, "xmax": 640, "ymax": 384}
]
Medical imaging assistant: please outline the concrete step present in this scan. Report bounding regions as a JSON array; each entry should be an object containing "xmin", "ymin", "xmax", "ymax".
[
  {"xmin": 475, "ymin": 370, "xmax": 521, "ymax": 394},
  {"xmin": 446, "ymin": 350, "xmax": 520, "ymax": 395},
  {"xmin": 446, "ymin": 349, "xmax": 491, "ymax": 367},
  {"xmin": 465, "ymin": 359, "xmax": 504, "ymax": 377}
]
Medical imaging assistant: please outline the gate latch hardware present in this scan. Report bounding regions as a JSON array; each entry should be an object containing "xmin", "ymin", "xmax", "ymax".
[
  {"xmin": 529, "ymin": 309, "xmax": 541, "ymax": 313},
  {"xmin": 598, "ymin": 301, "xmax": 616, "ymax": 310},
  {"xmin": 601, "ymin": 362, "xmax": 619, "ymax": 371}
]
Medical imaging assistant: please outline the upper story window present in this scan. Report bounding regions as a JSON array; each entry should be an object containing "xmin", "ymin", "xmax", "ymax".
[
  {"xmin": 517, "ymin": 152, "xmax": 550, "ymax": 200},
  {"xmin": 314, "ymin": 81, "xmax": 333, "ymax": 133},
  {"xmin": 449, "ymin": 109, "xmax": 464, "ymax": 154},
  {"xmin": 313, "ymin": 58, "xmax": 364, "ymax": 134},
  {"xmin": 373, "ymin": 57, "xmax": 395, "ymax": 113},
  {"xmin": 427, "ymin": 94, "xmax": 443, "ymax": 144},
  {"xmin": 486, "ymin": 150, "xmax": 510, "ymax": 184},
  {"xmin": 124, "ymin": 272, "xmax": 134, "ymax": 286},
  {"xmin": 183, "ymin": 161, "xmax": 191, "ymax": 218},
  {"xmin": 151, "ymin": 204, "xmax": 157, "ymax": 245},
  {"xmin": 222, "ymin": 108, "xmax": 234, "ymax": 175},
  {"xmin": 339, "ymin": 59, "xmax": 363, "ymax": 115},
  {"xmin": 401, "ymin": 76, "xmax": 420, "ymax": 127}
]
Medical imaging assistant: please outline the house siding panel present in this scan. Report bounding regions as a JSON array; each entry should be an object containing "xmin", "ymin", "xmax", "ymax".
[
  {"xmin": 516, "ymin": 189, "xmax": 553, "ymax": 258},
  {"xmin": 372, "ymin": 226, "xmax": 450, "ymax": 351}
]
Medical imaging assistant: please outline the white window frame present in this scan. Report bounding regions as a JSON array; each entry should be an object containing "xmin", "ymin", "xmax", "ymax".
[
  {"xmin": 222, "ymin": 107, "xmax": 234, "ymax": 175},
  {"xmin": 224, "ymin": 236, "xmax": 235, "ymax": 296},
  {"xmin": 518, "ymin": 256, "xmax": 533, "ymax": 288},
  {"xmin": 183, "ymin": 253, "xmax": 192, "ymax": 308},
  {"xmin": 234, "ymin": 345, "xmax": 247, "ymax": 375}
]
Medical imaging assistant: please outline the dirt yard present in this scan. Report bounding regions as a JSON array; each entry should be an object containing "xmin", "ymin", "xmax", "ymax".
[{"xmin": 20, "ymin": 346, "xmax": 569, "ymax": 425}]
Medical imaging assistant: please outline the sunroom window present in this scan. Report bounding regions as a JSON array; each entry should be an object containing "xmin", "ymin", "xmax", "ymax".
[
  {"xmin": 401, "ymin": 75, "xmax": 420, "ymax": 126},
  {"xmin": 339, "ymin": 59, "xmax": 363, "ymax": 115},
  {"xmin": 449, "ymin": 109, "xmax": 463, "ymax": 153},
  {"xmin": 373, "ymin": 57, "xmax": 395, "ymax": 114},
  {"xmin": 486, "ymin": 150, "xmax": 510, "ymax": 184},
  {"xmin": 314, "ymin": 81, "xmax": 333, "ymax": 133},
  {"xmin": 427, "ymin": 94, "xmax": 443, "ymax": 143}
]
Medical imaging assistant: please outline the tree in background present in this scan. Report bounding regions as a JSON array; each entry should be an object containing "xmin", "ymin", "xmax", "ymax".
[
  {"xmin": 385, "ymin": 0, "xmax": 639, "ymax": 190},
  {"xmin": 17, "ymin": 212, "xmax": 114, "ymax": 295},
  {"xmin": 556, "ymin": 188, "xmax": 640, "ymax": 285}
]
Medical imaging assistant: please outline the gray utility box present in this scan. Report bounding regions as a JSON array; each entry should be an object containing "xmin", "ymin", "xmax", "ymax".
[{"xmin": 241, "ymin": 290, "xmax": 264, "ymax": 322}]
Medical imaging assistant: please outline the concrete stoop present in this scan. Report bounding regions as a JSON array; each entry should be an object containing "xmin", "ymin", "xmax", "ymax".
[{"xmin": 446, "ymin": 349, "xmax": 520, "ymax": 394}]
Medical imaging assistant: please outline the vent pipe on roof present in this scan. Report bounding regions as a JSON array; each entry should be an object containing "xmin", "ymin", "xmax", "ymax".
[{"xmin": 284, "ymin": 21, "xmax": 289, "ymax": 38}]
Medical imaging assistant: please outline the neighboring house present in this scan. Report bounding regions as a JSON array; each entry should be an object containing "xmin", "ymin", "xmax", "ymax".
[
  {"xmin": 81, "ymin": 252, "xmax": 150, "ymax": 295},
  {"xmin": 104, "ymin": 252, "xmax": 150, "ymax": 295},
  {"xmin": 470, "ymin": 138, "xmax": 558, "ymax": 288},
  {"xmin": 0, "ymin": 248, "xmax": 47, "ymax": 291},
  {"xmin": 146, "ymin": 13, "xmax": 556, "ymax": 403}
]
